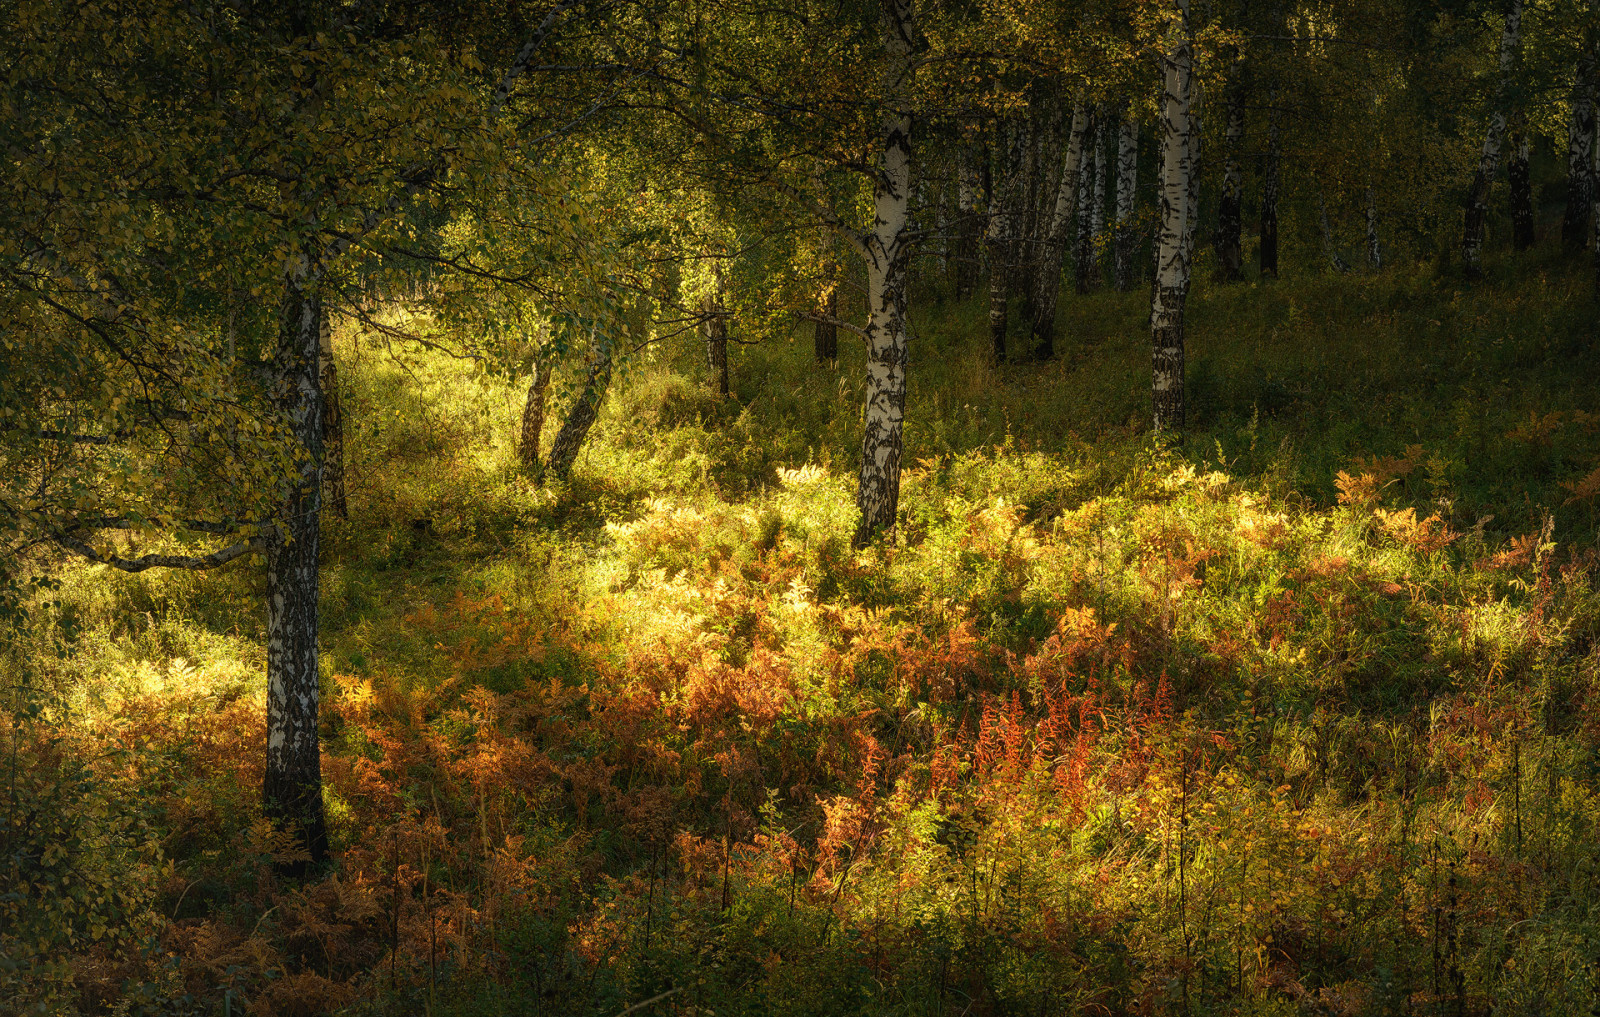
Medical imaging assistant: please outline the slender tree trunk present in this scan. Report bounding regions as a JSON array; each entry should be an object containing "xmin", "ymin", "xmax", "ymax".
[
  {"xmin": 1260, "ymin": 99, "xmax": 1282, "ymax": 279},
  {"xmin": 953, "ymin": 145, "xmax": 980, "ymax": 300},
  {"xmin": 1030, "ymin": 102, "xmax": 1091, "ymax": 359},
  {"xmin": 1182, "ymin": 102, "xmax": 1203, "ymax": 272},
  {"xmin": 814, "ymin": 288, "xmax": 839, "ymax": 363},
  {"xmin": 1113, "ymin": 111, "xmax": 1141, "ymax": 291},
  {"xmin": 1366, "ymin": 186, "xmax": 1382, "ymax": 270},
  {"xmin": 1014, "ymin": 118, "xmax": 1041, "ymax": 325},
  {"xmin": 265, "ymin": 277, "xmax": 327, "ymax": 866},
  {"xmin": 317, "ymin": 305, "xmax": 346, "ymax": 519},
  {"xmin": 704, "ymin": 265, "xmax": 730, "ymax": 398},
  {"xmin": 1562, "ymin": 47, "xmax": 1598, "ymax": 251},
  {"xmin": 853, "ymin": 0, "xmax": 915, "ymax": 548},
  {"xmin": 519, "ymin": 357, "xmax": 551, "ymax": 469},
  {"xmin": 986, "ymin": 120, "xmax": 1021, "ymax": 363},
  {"xmin": 1509, "ymin": 126, "xmax": 1534, "ymax": 251},
  {"xmin": 1152, "ymin": 1, "xmax": 1195, "ymax": 434},
  {"xmin": 544, "ymin": 334, "xmax": 613, "ymax": 481},
  {"xmin": 1217, "ymin": 65, "xmax": 1247, "ymax": 281},
  {"xmin": 1074, "ymin": 108, "xmax": 1100, "ymax": 294},
  {"xmin": 1463, "ymin": 0, "xmax": 1524, "ymax": 277}
]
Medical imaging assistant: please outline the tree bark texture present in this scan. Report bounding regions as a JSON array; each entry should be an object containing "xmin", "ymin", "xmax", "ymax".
[
  {"xmin": 519, "ymin": 357, "xmax": 551, "ymax": 469},
  {"xmin": 1113, "ymin": 111, "xmax": 1140, "ymax": 291},
  {"xmin": 317, "ymin": 308, "xmax": 346, "ymax": 520},
  {"xmin": 1462, "ymin": 0, "xmax": 1523, "ymax": 276},
  {"xmin": 1074, "ymin": 108, "xmax": 1100, "ymax": 294},
  {"xmin": 853, "ymin": 0, "xmax": 916, "ymax": 548},
  {"xmin": 1152, "ymin": 1, "xmax": 1195, "ymax": 435},
  {"xmin": 1562, "ymin": 46, "xmax": 1598, "ymax": 251},
  {"xmin": 1216, "ymin": 66, "xmax": 1247, "ymax": 281},
  {"xmin": 704, "ymin": 265, "xmax": 730, "ymax": 398},
  {"xmin": 265, "ymin": 277, "xmax": 327, "ymax": 865},
  {"xmin": 545, "ymin": 336, "xmax": 613, "ymax": 480},
  {"xmin": 1030, "ymin": 102, "xmax": 1091, "ymax": 359},
  {"xmin": 986, "ymin": 120, "xmax": 1022, "ymax": 363},
  {"xmin": 952, "ymin": 146, "xmax": 980, "ymax": 300},
  {"xmin": 1260, "ymin": 101, "xmax": 1281, "ymax": 279}
]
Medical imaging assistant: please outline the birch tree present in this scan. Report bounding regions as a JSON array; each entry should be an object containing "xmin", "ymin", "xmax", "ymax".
[
  {"xmin": 1151, "ymin": 0, "xmax": 1196, "ymax": 433},
  {"xmin": 1462, "ymin": 0, "xmax": 1524, "ymax": 277}
]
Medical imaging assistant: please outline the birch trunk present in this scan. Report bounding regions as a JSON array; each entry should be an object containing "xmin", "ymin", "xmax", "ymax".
[
  {"xmin": 1509, "ymin": 126, "xmax": 1533, "ymax": 251},
  {"xmin": 1113, "ymin": 112, "xmax": 1140, "ymax": 291},
  {"xmin": 519, "ymin": 357, "xmax": 551, "ymax": 469},
  {"xmin": 1014, "ymin": 119, "xmax": 1041, "ymax": 323},
  {"xmin": 1260, "ymin": 100, "xmax": 1281, "ymax": 279},
  {"xmin": 1462, "ymin": 0, "xmax": 1523, "ymax": 276},
  {"xmin": 545, "ymin": 335, "xmax": 612, "ymax": 481},
  {"xmin": 1029, "ymin": 102, "xmax": 1091, "ymax": 359},
  {"xmin": 317, "ymin": 305, "xmax": 346, "ymax": 519},
  {"xmin": 852, "ymin": 0, "xmax": 916, "ymax": 547},
  {"xmin": 986, "ymin": 121, "xmax": 1021, "ymax": 363},
  {"xmin": 1152, "ymin": 1, "xmax": 1195, "ymax": 434},
  {"xmin": 1074, "ymin": 108, "xmax": 1099, "ymax": 294},
  {"xmin": 265, "ymin": 276, "xmax": 327, "ymax": 866},
  {"xmin": 1216, "ymin": 68, "xmax": 1247, "ymax": 281},
  {"xmin": 1562, "ymin": 47, "xmax": 1597, "ymax": 251},
  {"xmin": 953, "ymin": 146, "xmax": 980, "ymax": 300}
]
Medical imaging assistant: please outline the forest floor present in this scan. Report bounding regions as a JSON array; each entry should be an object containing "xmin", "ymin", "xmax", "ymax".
[{"xmin": 9, "ymin": 246, "xmax": 1600, "ymax": 1016}]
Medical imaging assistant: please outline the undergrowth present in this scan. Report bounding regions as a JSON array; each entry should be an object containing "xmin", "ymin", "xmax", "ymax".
[{"xmin": 6, "ymin": 248, "xmax": 1600, "ymax": 1016}]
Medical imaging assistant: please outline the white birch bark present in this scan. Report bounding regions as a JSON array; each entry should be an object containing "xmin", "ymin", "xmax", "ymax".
[
  {"xmin": 1462, "ymin": 0, "xmax": 1524, "ymax": 275},
  {"xmin": 265, "ymin": 264, "xmax": 327, "ymax": 864},
  {"xmin": 986, "ymin": 120, "xmax": 1021, "ymax": 362},
  {"xmin": 853, "ymin": 0, "xmax": 916, "ymax": 546},
  {"xmin": 1151, "ymin": 0, "xmax": 1195, "ymax": 433},
  {"xmin": 1029, "ymin": 102, "xmax": 1091, "ymax": 358},
  {"xmin": 1113, "ymin": 111, "xmax": 1140, "ymax": 291},
  {"xmin": 1074, "ymin": 108, "xmax": 1099, "ymax": 292},
  {"xmin": 1091, "ymin": 115, "xmax": 1109, "ymax": 245}
]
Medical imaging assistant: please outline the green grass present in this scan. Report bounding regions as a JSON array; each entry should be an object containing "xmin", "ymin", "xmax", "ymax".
[{"xmin": 7, "ymin": 244, "xmax": 1600, "ymax": 1016}]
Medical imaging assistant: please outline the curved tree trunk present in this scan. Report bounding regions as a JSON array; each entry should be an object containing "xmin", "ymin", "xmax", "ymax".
[
  {"xmin": 1030, "ymin": 102, "xmax": 1091, "ymax": 359},
  {"xmin": 1152, "ymin": 1, "xmax": 1196, "ymax": 434},
  {"xmin": 1509, "ymin": 126, "xmax": 1534, "ymax": 251},
  {"xmin": 519, "ymin": 357, "xmax": 551, "ymax": 469},
  {"xmin": 1113, "ymin": 111, "xmax": 1140, "ymax": 291},
  {"xmin": 1260, "ymin": 99, "xmax": 1282, "ymax": 279},
  {"xmin": 853, "ymin": 0, "xmax": 915, "ymax": 548},
  {"xmin": 317, "ymin": 307, "xmax": 346, "ymax": 519},
  {"xmin": 544, "ymin": 336, "xmax": 613, "ymax": 481},
  {"xmin": 1463, "ymin": 0, "xmax": 1524, "ymax": 277},
  {"xmin": 1216, "ymin": 65, "xmax": 1247, "ymax": 282},
  {"xmin": 265, "ymin": 278, "xmax": 327, "ymax": 867},
  {"xmin": 1562, "ymin": 47, "xmax": 1597, "ymax": 252}
]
